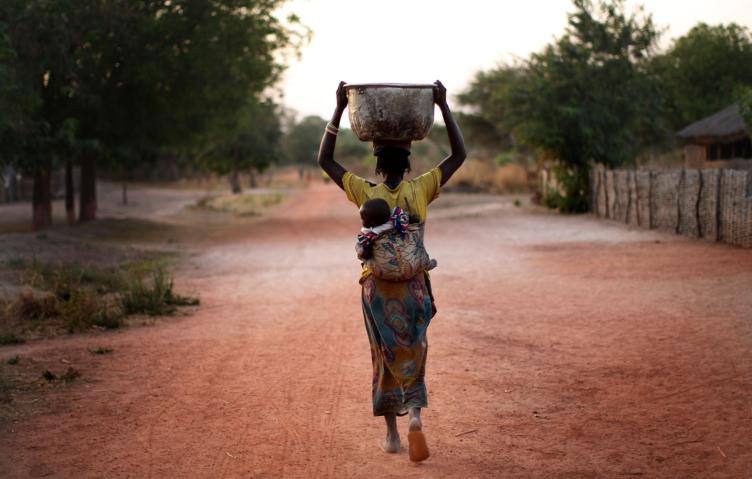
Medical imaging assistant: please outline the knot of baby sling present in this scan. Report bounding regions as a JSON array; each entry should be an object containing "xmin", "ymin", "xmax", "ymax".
[{"xmin": 391, "ymin": 206, "xmax": 410, "ymax": 239}]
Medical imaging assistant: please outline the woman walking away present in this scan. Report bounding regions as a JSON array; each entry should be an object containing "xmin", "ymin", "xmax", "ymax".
[{"xmin": 317, "ymin": 80, "xmax": 466, "ymax": 462}]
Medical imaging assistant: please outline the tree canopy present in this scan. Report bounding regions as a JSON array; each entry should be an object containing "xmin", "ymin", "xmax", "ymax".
[
  {"xmin": 0, "ymin": 0, "xmax": 303, "ymax": 225},
  {"xmin": 280, "ymin": 115, "xmax": 328, "ymax": 165},
  {"xmin": 460, "ymin": 0, "xmax": 662, "ymax": 211},
  {"xmin": 650, "ymin": 22, "xmax": 752, "ymax": 131}
]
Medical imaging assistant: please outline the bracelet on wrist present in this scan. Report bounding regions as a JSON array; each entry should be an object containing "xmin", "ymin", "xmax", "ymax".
[{"xmin": 325, "ymin": 122, "xmax": 339, "ymax": 136}]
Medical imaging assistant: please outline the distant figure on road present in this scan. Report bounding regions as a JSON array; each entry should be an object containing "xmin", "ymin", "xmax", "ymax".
[{"xmin": 317, "ymin": 80, "xmax": 466, "ymax": 462}]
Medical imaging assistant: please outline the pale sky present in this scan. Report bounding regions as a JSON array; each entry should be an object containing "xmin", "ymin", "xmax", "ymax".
[{"xmin": 277, "ymin": 0, "xmax": 751, "ymax": 123}]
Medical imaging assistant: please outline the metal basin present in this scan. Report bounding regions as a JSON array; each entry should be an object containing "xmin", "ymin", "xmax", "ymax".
[{"xmin": 345, "ymin": 83, "xmax": 434, "ymax": 142}]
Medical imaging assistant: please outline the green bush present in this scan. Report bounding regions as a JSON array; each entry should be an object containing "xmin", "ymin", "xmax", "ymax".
[
  {"xmin": 121, "ymin": 268, "xmax": 198, "ymax": 316},
  {"xmin": 2, "ymin": 259, "xmax": 198, "ymax": 339},
  {"xmin": 543, "ymin": 164, "xmax": 590, "ymax": 213}
]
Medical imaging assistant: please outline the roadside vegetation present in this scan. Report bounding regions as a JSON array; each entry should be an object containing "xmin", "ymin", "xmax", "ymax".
[
  {"xmin": 458, "ymin": 0, "xmax": 752, "ymax": 212},
  {"xmin": 191, "ymin": 192, "xmax": 285, "ymax": 217},
  {"xmin": 0, "ymin": 0, "xmax": 307, "ymax": 230},
  {"xmin": 0, "ymin": 258, "xmax": 199, "ymax": 342}
]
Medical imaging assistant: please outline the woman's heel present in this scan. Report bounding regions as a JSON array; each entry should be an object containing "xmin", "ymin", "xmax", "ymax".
[{"xmin": 407, "ymin": 417, "xmax": 430, "ymax": 462}]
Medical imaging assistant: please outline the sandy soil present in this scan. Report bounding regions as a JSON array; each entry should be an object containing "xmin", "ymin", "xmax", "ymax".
[{"xmin": 1, "ymin": 182, "xmax": 751, "ymax": 478}]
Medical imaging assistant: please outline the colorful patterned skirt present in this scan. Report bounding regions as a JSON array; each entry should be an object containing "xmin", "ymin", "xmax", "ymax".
[{"xmin": 361, "ymin": 272, "xmax": 435, "ymax": 416}]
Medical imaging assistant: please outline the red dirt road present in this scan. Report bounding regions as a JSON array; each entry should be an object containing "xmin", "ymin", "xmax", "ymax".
[{"xmin": 1, "ymin": 184, "xmax": 752, "ymax": 478}]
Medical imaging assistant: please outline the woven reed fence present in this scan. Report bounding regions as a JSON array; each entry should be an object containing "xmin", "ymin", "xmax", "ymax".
[{"xmin": 590, "ymin": 168, "xmax": 752, "ymax": 248}]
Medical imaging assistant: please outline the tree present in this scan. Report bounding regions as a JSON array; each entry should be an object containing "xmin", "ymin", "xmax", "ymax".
[
  {"xmin": 1, "ymin": 0, "xmax": 303, "ymax": 225},
  {"xmin": 457, "ymin": 65, "xmax": 526, "ymax": 152},
  {"xmin": 0, "ymin": 22, "xmax": 26, "ymax": 135},
  {"xmin": 71, "ymin": 0, "xmax": 301, "ymax": 216},
  {"xmin": 280, "ymin": 115, "xmax": 328, "ymax": 165},
  {"xmin": 738, "ymin": 85, "xmax": 752, "ymax": 129},
  {"xmin": 0, "ymin": 22, "xmax": 22, "ymax": 195},
  {"xmin": 279, "ymin": 115, "xmax": 369, "ymax": 180},
  {"xmin": 461, "ymin": 0, "xmax": 662, "ymax": 212},
  {"xmin": 1, "ymin": 0, "xmax": 83, "ymax": 229},
  {"xmin": 335, "ymin": 128, "xmax": 371, "ymax": 163},
  {"xmin": 202, "ymin": 98, "xmax": 282, "ymax": 193},
  {"xmin": 651, "ymin": 23, "xmax": 752, "ymax": 131}
]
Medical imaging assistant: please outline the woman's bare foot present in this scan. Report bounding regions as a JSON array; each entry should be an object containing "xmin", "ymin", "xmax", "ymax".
[
  {"xmin": 379, "ymin": 434, "xmax": 401, "ymax": 453},
  {"xmin": 380, "ymin": 413, "xmax": 401, "ymax": 453},
  {"xmin": 407, "ymin": 408, "xmax": 429, "ymax": 462}
]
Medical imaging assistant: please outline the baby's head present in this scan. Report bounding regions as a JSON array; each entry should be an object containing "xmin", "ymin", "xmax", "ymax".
[{"xmin": 360, "ymin": 198, "xmax": 391, "ymax": 228}]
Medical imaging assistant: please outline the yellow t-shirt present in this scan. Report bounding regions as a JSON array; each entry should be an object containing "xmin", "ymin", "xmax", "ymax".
[{"xmin": 343, "ymin": 167, "xmax": 442, "ymax": 282}]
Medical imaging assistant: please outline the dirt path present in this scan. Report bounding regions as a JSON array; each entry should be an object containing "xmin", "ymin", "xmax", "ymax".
[{"xmin": 1, "ymin": 184, "xmax": 751, "ymax": 478}]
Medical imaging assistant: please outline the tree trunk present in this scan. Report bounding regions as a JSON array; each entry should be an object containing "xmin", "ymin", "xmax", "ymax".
[
  {"xmin": 249, "ymin": 168, "xmax": 257, "ymax": 188},
  {"xmin": 32, "ymin": 160, "xmax": 53, "ymax": 230},
  {"xmin": 79, "ymin": 150, "xmax": 97, "ymax": 222},
  {"xmin": 65, "ymin": 160, "xmax": 75, "ymax": 225},
  {"xmin": 229, "ymin": 169, "xmax": 241, "ymax": 194},
  {"xmin": 122, "ymin": 181, "xmax": 128, "ymax": 205}
]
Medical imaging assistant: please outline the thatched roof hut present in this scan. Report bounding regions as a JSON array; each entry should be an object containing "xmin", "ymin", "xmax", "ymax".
[
  {"xmin": 678, "ymin": 104, "xmax": 751, "ymax": 167},
  {"xmin": 678, "ymin": 104, "xmax": 749, "ymax": 143}
]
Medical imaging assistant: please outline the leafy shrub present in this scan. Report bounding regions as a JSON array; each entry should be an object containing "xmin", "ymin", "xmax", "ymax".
[
  {"xmin": 121, "ymin": 268, "xmax": 198, "ymax": 316},
  {"xmin": 542, "ymin": 164, "xmax": 590, "ymax": 213}
]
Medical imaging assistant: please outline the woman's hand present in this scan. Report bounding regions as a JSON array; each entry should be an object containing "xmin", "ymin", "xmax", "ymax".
[
  {"xmin": 336, "ymin": 81, "xmax": 348, "ymax": 112},
  {"xmin": 433, "ymin": 80, "xmax": 447, "ymax": 107}
]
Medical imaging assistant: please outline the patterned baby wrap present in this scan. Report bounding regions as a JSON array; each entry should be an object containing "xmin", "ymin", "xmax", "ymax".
[{"xmin": 366, "ymin": 222, "xmax": 435, "ymax": 282}]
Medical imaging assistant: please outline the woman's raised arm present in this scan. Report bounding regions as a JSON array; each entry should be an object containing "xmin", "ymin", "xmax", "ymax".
[
  {"xmin": 434, "ymin": 80, "xmax": 467, "ymax": 186},
  {"xmin": 317, "ymin": 81, "xmax": 350, "ymax": 190}
]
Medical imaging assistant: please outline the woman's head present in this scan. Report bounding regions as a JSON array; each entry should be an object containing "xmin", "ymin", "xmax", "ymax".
[{"xmin": 374, "ymin": 144, "xmax": 411, "ymax": 178}]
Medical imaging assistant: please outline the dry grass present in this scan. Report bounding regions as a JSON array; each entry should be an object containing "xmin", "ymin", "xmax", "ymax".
[
  {"xmin": 446, "ymin": 159, "xmax": 531, "ymax": 194},
  {"xmin": 141, "ymin": 166, "xmax": 309, "ymax": 191},
  {"xmin": 0, "ymin": 259, "xmax": 198, "ymax": 341},
  {"xmin": 11, "ymin": 291, "xmax": 58, "ymax": 321},
  {"xmin": 191, "ymin": 192, "xmax": 285, "ymax": 217}
]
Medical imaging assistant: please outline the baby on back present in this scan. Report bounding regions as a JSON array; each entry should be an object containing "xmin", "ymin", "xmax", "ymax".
[{"xmin": 356, "ymin": 198, "xmax": 436, "ymax": 281}]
